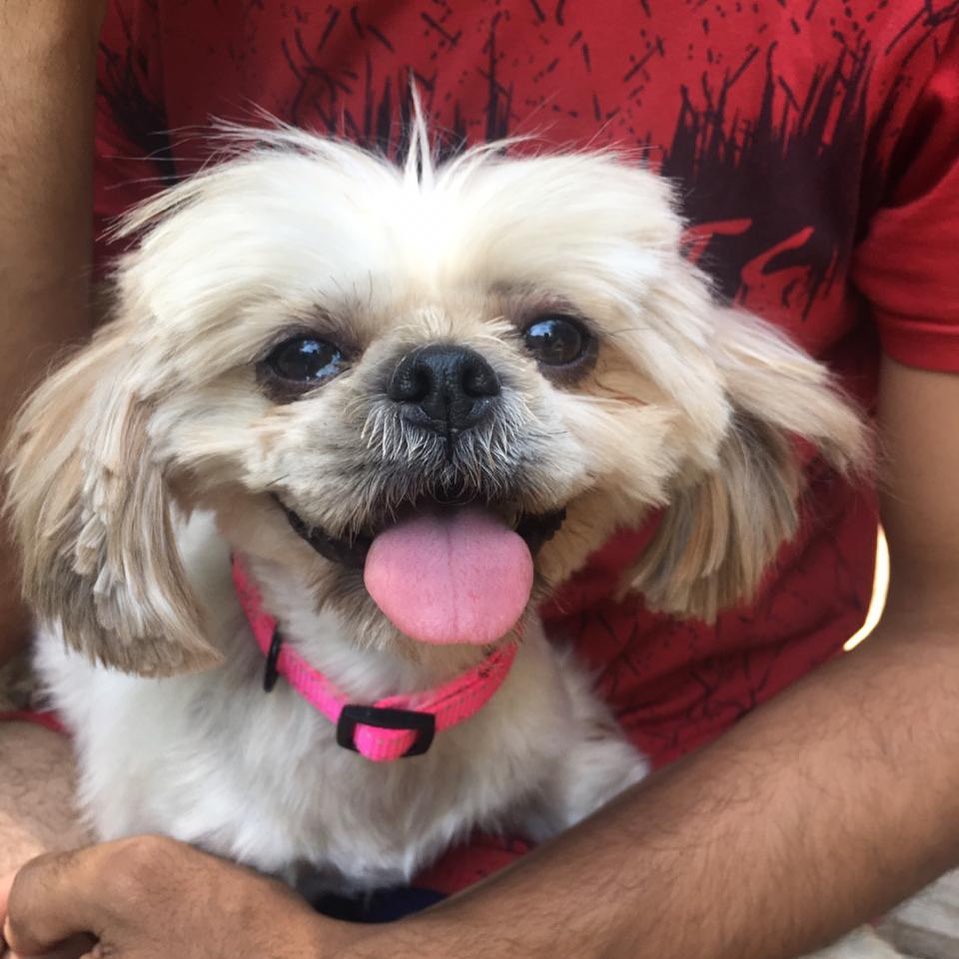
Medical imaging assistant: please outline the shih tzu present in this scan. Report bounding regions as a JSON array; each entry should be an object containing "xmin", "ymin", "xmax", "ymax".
[{"xmin": 5, "ymin": 118, "xmax": 877, "ymax": 953}]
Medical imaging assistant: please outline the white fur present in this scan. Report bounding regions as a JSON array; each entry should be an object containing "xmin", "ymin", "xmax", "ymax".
[
  {"xmin": 10, "ymin": 125, "xmax": 872, "ymax": 954},
  {"xmin": 36, "ymin": 512, "xmax": 646, "ymax": 892}
]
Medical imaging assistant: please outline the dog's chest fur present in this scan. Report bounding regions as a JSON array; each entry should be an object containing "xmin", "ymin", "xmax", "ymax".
[{"xmin": 35, "ymin": 513, "xmax": 647, "ymax": 893}]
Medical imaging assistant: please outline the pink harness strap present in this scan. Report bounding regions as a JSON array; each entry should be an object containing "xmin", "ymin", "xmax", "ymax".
[{"xmin": 232, "ymin": 557, "xmax": 518, "ymax": 762}]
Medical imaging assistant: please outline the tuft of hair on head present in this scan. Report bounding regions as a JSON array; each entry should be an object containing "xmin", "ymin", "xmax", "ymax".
[
  {"xmin": 3, "ymin": 324, "xmax": 219, "ymax": 677},
  {"xmin": 628, "ymin": 307, "xmax": 872, "ymax": 623},
  {"xmin": 403, "ymin": 80, "xmax": 436, "ymax": 190}
]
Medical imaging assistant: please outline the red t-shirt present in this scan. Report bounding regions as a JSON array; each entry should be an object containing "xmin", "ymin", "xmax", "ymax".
[{"xmin": 91, "ymin": 1, "xmax": 959, "ymax": 892}]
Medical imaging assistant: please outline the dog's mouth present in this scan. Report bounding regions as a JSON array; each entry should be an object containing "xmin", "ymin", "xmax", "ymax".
[
  {"xmin": 280, "ymin": 498, "xmax": 565, "ymax": 569},
  {"xmin": 278, "ymin": 494, "xmax": 566, "ymax": 647}
]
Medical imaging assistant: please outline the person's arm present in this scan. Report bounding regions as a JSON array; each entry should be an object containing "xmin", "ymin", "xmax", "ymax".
[
  {"xmin": 0, "ymin": 0, "xmax": 104, "ymax": 664},
  {"xmin": 349, "ymin": 357, "xmax": 959, "ymax": 959},
  {"xmin": 3, "ymin": 354, "xmax": 959, "ymax": 959},
  {"xmin": 0, "ymin": 722, "xmax": 90, "ymax": 878}
]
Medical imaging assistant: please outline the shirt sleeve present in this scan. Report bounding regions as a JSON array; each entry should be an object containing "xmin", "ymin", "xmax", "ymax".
[
  {"xmin": 93, "ymin": 1, "xmax": 173, "ymax": 276},
  {"xmin": 853, "ymin": 22, "xmax": 959, "ymax": 372}
]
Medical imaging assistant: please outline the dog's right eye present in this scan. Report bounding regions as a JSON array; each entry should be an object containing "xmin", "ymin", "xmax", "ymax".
[{"xmin": 264, "ymin": 336, "xmax": 345, "ymax": 386}]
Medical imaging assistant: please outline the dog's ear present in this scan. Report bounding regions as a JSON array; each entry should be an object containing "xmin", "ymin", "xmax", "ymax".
[
  {"xmin": 629, "ymin": 309, "xmax": 870, "ymax": 622},
  {"xmin": 4, "ymin": 324, "xmax": 219, "ymax": 676}
]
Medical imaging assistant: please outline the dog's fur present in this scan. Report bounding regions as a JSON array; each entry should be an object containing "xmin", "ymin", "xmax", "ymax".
[{"xmin": 5, "ymin": 122, "xmax": 874, "ymax": 947}]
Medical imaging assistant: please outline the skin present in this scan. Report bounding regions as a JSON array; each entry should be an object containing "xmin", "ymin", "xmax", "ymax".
[
  {"xmin": 0, "ymin": 724, "xmax": 90, "ymax": 877},
  {"xmin": 2, "ymin": 6, "xmax": 959, "ymax": 959},
  {"xmin": 0, "ymin": 0, "xmax": 103, "ymax": 665}
]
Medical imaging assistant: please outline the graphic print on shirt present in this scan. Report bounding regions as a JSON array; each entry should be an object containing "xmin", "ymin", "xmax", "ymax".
[{"xmin": 98, "ymin": 0, "xmax": 958, "ymax": 328}]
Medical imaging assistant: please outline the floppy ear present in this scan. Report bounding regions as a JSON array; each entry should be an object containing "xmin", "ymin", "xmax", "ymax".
[
  {"xmin": 630, "ymin": 309, "xmax": 870, "ymax": 622},
  {"xmin": 4, "ymin": 323, "xmax": 219, "ymax": 676}
]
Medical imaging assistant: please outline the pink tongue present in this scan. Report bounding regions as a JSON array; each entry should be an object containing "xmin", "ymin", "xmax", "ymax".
[{"xmin": 363, "ymin": 508, "xmax": 533, "ymax": 645}]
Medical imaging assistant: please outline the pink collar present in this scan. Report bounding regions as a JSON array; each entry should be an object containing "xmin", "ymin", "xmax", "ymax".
[{"xmin": 231, "ymin": 558, "xmax": 518, "ymax": 762}]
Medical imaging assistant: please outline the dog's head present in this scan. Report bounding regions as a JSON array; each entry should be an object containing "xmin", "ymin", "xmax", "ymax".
[{"xmin": 5, "ymin": 125, "xmax": 869, "ymax": 675}]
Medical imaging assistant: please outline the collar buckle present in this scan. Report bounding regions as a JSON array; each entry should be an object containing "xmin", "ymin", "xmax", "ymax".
[
  {"xmin": 263, "ymin": 630, "xmax": 283, "ymax": 693},
  {"xmin": 336, "ymin": 704, "xmax": 437, "ymax": 758}
]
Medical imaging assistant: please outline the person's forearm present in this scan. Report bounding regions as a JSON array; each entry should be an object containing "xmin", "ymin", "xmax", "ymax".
[
  {"xmin": 0, "ymin": 723, "xmax": 91, "ymax": 876},
  {"xmin": 0, "ymin": 0, "xmax": 104, "ymax": 663},
  {"xmin": 357, "ymin": 617, "xmax": 959, "ymax": 959}
]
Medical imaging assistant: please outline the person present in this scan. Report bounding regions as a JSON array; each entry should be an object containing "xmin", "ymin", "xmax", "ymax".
[{"xmin": 1, "ymin": 1, "xmax": 958, "ymax": 956}]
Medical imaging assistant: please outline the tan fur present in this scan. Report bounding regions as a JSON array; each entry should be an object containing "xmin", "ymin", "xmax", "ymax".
[
  {"xmin": 630, "ymin": 309, "xmax": 870, "ymax": 620},
  {"xmin": 4, "ymin": 325, "xmax": 216, "ymax": 676},
  {"xmin": 631, "ymin": 411, "xmax": 801, "ymax": 620}
]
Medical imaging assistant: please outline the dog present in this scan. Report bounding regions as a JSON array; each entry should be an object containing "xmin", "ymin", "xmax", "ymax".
[{"xmin": 5, "ymin": 119, "xmax": 876, "ymax": 952}]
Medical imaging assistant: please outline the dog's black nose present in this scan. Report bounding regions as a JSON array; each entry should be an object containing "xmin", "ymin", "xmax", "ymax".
[{"xmin": 387, "ymin": 345, "xmax": 501, "ymax": 435}]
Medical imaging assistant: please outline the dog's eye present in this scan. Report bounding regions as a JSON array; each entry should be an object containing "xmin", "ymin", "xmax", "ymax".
[
  {"xmin": 523, "ymin": 316, "xmax": 589, "ymax": 367},
  {"xmin": 266, "ymin": 336, "xmax": 345, "ymax": 384}
]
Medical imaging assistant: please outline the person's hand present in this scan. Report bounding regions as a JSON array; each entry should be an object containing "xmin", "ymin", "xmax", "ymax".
[{"xmin": 0, "ymin": 837, "xmax": 362, "ymax": 959}]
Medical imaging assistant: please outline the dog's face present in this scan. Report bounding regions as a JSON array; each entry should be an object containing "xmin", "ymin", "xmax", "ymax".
[{"xmin": 5, "ymin": 129, "xmax": 868, "ymax": 675}]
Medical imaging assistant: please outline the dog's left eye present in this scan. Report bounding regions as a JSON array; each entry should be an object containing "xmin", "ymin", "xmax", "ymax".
[
  {"xmin": 266, "ymin": 336, "xmax": 345, "ymax": 384},
  {"xmin": 523, "ymin": 316, "xmax": 590, "ymax": 367}
]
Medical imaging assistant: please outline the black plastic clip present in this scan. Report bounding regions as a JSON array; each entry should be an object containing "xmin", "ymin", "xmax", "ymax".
[
  {"xmin": 336, "ymin": 704, "xmax": 436, "ymax": 758},
  {"xmin": 263, "ymin": 630, "xmax": 283, "ymax": 693}
]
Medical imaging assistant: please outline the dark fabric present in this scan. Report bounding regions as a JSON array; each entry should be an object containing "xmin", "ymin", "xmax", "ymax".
[{"xmin": 312, "ymin": 887, "xmax": 446, "ymax": 924}]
